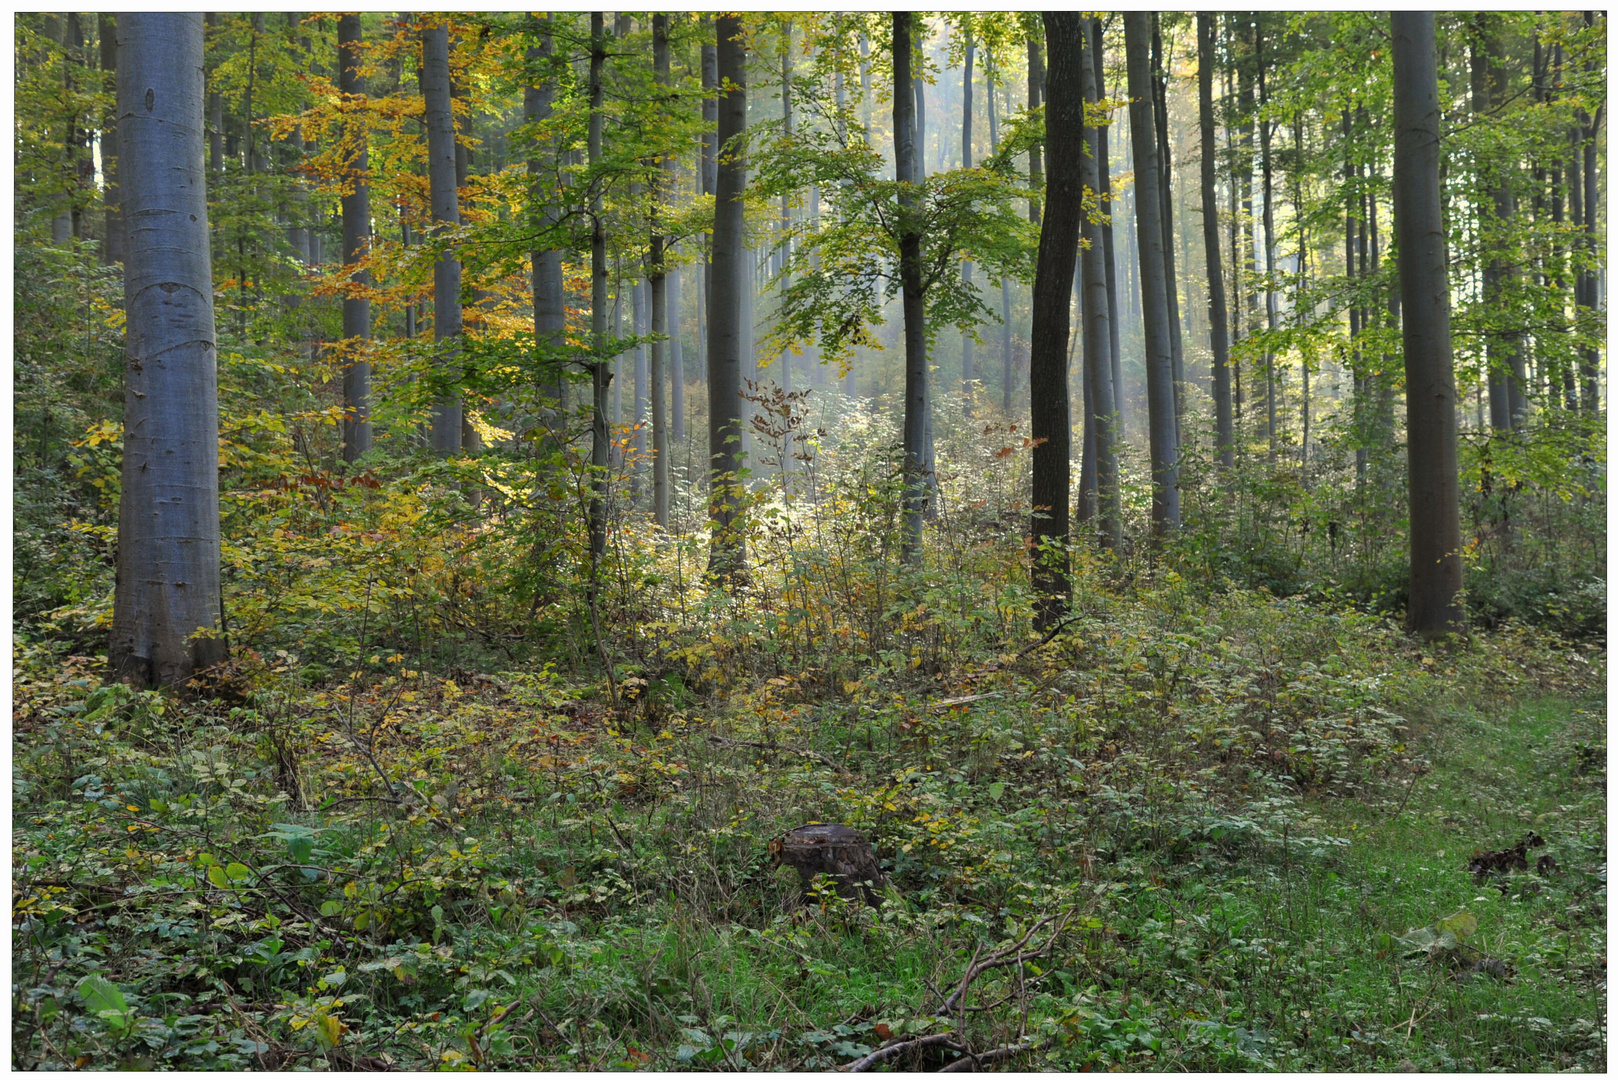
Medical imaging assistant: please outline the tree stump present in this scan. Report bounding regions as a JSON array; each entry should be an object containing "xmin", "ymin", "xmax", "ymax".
[{"xmin": 770, "ymin": 823, "xmax": 886, "ymax": 908}]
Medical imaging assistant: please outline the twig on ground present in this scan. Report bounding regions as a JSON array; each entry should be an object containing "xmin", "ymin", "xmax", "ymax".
[{"xmin": 706, "ymin": 734, "xmax": 839, "ymax": 770}]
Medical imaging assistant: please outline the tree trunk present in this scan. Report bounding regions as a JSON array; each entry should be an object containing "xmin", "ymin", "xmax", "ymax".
[
  {"xmin": 109, "ymin": 12, "xmax": 227, "ymax": 688},
  {"xmin": 1152, "ymin": 15, "xmax": 1184, "ymax": 436},
  {"xmin": 337, "ymin": 15, "xmax": 372, "ymax": 464},
  {"xmin": 707, "ymin": 13, "xmax": 747, "ymax": 579},
  {"xmin": 961, "ymin": 34, "xmax": 975, "ymax": 411},
  {"xmin": 650, "ymin": 13, "xmax": 672, "ymax": 529},
  {"xmin": 670, "ymin": 264, "xmax": 685, "ymax": 447},
  {"xmin": 99, "ymin": 13, "xmax": 121, "ymax": 263},
  {"xmin": 1027, "ymin": 26, "xmax": 1045, "ymax": 226},
  {"xmin": 1028, "ymin": 12, "xmax": 1086, "ymax": 626},
  {"xmin": 1472, "ymin": 15, "xmax": 1517, "ymax": 431},
  {"xmin": 1256, "ymin": 18, "xmax": 1279, "ymax": 457},
  {"xmin": 1124, "ymin": 13, "xmax": 1181, "ymax": 536},
  {"xmin": 588, "ymin": 14, "xmax": 610, "ymax": 563},
  {"xmin": 837, "ymin": 70, "xmax": 856, "ymax": 397},
  {"xmin": 633, "ymin": 278, "xmax": 647, "ymax": 498},
  {"xmin": 893, "ymin": 12, "xmax": 928, "ymax": 564},
  {"xmin": 422, "ymin": 23, "xmax": 462, "ymax": 454},
  {"xmin": 528, "ymin": 18, "xmax": 567, "ymax": 421},
  {"xmin": 1081, "ymin": 17, "xmax": 1121, "ymax": 549},
  {"xmin": 1391, "ymin": 11, "xmax": 1465, "ymax": 639},
  {"xmin": 1198, "ymin": 14, "xmax": 1234, "ymax": 472},
  {"xmin": 204, "ymin": 13, "xmax": 222, "ymax": 174},
  {"xmin": 1576, "ymin": 12, "xmax": 1602, "ymax": 415},
  {"xmin": 986, "ymin": 54, "xmax": 1014, "ymax": 414},
  {"xmin": 1093, "ymin": 18, "xmax": 1125, "ymax": 442}
]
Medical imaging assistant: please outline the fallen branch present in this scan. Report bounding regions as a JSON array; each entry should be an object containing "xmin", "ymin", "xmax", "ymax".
[
  {"xmin": 930, "ymin": 692, "xmax": 1003, "ymax": 713},
  {"xmin": 842, "ymin": 1032, "xmax": 961, "ymax": 1073},
  {"xmin": 1012, "ymin": 617, "xmax": 1079, "ymax": 661},
  {"xmin": 706, "ymin": 735, "xmax": 839, "ymax": 770},
  {"xmin": 935, "ymin": 910, "xmax": 1073, "ymax": 1017},
  {"xmin": 937, "ymin": 1038, "xmax": 1038, "ymax": 1072}
]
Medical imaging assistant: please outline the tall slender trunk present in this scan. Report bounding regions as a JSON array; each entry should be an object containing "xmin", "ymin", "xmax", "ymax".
[
  {"xmin": 986, "ymin": 48, "xmax": 1014, "ymax": 414},
  {"xmin": 528, "ymin": 18, "xmax": 567, "ymax": 421},
  {"xmin": 422, "ymin": 23, "xmax": 462, "ymax": 454},
  {"xmin": 1123, "ymin": 13, "xmax": 1180, "ymax": 536},
  {"xmin": 339, "ymin": 15, "xmax": 372, "ymax": 463},
  {"xmin": 1027, "ymin": 25, "xmax": 1045, "ymax": 226},
  {"xmin": 1472, "ymin": 15, "xmax": 1518, "ymax": 431},
  {"xmin": 1256, "ymin": 17, "xmax": 1278, "ymax": 457},
  {"xmin": 1152, "ymin": 15, "xmax": 1184, "ymax": 437},
  {"xmin": 1576, "ymin": 12, "xmax": 1602, "ymax": 414},
  {"xmin": 1029, "ymin": 12, "xmax": 1085, "ymax": 627},
  {"xmin": 670, "ymin": 264, "xmax": 685, "ymax": 446},
  {"xmin": 633, "ymin": 278, "xmax": 647, "ymax": 498},
  {"xmin": 99, "ymin": 13, "xmax": 121, "ymax": 263},
  {"xmin": 893, "ymin": 12, "xmax": 928, "ymax": 564},
  {"xmin": 700, "ymin": 29, "xmax": 717, "ymax": 391},
  {"xmin": 1093, "ymin": 18, "xmax": 1124, "ymax": 442},
  {"xmin": 707, "ymin": 14, "xmax": 747, "ymax": 578},
  {"xmin": 836, "ymin": 69, "xmax": 856, "ymax": 397},
  {"xmin": 1346, "ymin": 108, "xmax": 1367, "ymax": 483},
  {"xmin": 1081, "ymin": 17, "xmax": 1121, "ymax": 547},
  {"xmin": 782, "ymin": 27, "xmax": 799, "ymax": 480},
  {"xmin": 960, "ymin": 34, "xmax": 975, "ymax": 410},
  {"xmin": 649, "ymin": 14, "xmax": 673, "ymax": 528},
  {"xmin": 1391, "ymin": 11, "xmax": 1464, "ymax": 639},
  {"xmin": 110, "ymin": 13, "xmax": 227, "ymax": 687},
  {"xmin": 588, "ymin": 14, "xmax": 610, "ymax": 562},
  {"xmin": 1198, "ymin": 14, "xmax": 1233, "ymax": 471}
]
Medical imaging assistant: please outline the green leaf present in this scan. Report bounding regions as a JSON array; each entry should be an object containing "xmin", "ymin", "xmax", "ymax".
[
  {"xmin": 319, "ymin": 901, "xmax": 343, "ymax": 917},
  {"xmin": 76, "ymin": 974, "xmax": 131, "ymax": 1032},
  {"xmin": 1435, "ymin": 911, "xmax": 1478, "ymax": 942},
  {"xmin": 207, "ymin": 865, "xmax": 230, "ymax": 889},
  {"xmin": 225, "ymin": 862, "xmax": 251, "ymax": 881},
  {"xmin": 987, "ymin": 781, "xmax": 1006, "ymax": 802}
]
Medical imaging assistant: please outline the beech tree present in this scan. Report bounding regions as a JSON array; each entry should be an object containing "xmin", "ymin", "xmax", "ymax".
[
  {"xmin": 337, "ymin": 14, "xmax": 371, "ymax": 463},
  {"xmin": 421, "ymin": 21, "xmax": 462, "ymax": 454},
  {"xmin": 707, "ymin": 13, "xmax": 747, "ymax": 580},
  {"xmin": 109, "ymin": 13, "xmax": 227, "ymax": 687},
  {"xmin": 1391, "ymin": 11, "xmax": 1465, "ymax": 639}
]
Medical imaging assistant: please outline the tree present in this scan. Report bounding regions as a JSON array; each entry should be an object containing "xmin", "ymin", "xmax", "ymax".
[
  {"xmin": 421, "ymin": 21, "xmax": 462, "ymax": 455},
  {"xmin": 707, "ymin": 13, "xmax": 747, "ymax": 580},
  {"xmin": 960, "ymin": 25, "xmax": 976, "ymax": 411},
  {"xmin": 338, "ymin": 14, "xmax": 371, "ymax": 464},
  {"xmin": 1391, "ymin": 11, "xmax": 1464, "ymax": 639},
  {"xmin": 893, "ymin": 11, "xmax": 928, "ymax": 564},
  {"xmin": 649, "ymin": 13, "xmax": 673, "ymax": 529},
  {"xmin": 527, "ymin": 17, "xmax": 567, "ymax": 424},
  {"xmin": 109, "ymin": 12, "xmax": 227, "ymax": 687},
  {"xmin": 1123, "ymin": 13, "xmax": 1181, "ymax": 536},
  {"xmin": 1080, "ymin": 17, "xmax": 1121, "ymax": 550},
  {"xmin": 1028, "ymin": 12, "xmax": 1085, "ymax": 627},
  {"xmin": 588, "ymin": 13, "xmax": 612, "ymax": 564},
  {"xmin": 1198, "ymin": 13, "xmax": 1234, "ymax": 471}
]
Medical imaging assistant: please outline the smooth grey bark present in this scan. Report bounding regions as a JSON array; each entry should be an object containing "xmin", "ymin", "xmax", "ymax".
[
  {"xmin": 421, "ymin": 24, "xmax": 462, "ymax": 454},
  {"xmin": 707, "ymin": 13, "xmax": 747, "ymax": 578},
  {"xmin": 782, "ymin": 27, "xmax": 798, "ymax": 480},
  {"xmin": 960, "ymin": 34, "xmax": 975, "ymax": 410},
  {"xmin": 1576, "ymin": 11, "xmax": 1601, "ymax": 415},
  {"xmin": 1198, "ymin": 13, "xmax": 1233, "ymax": 471},
  {"xmin": 1123, "ymin": 13, "xmax": 1181, "ymax": 536},
  {"xmin": 893, "ymin": 12, "xmax": 928, "ymax": 564},
  {"xmin": 1093, "ymin": 18, "xmax": 1124, "ymax": 442},
  {"xmin": 633, "ymin": 278, "xmax": 647, "ymax": 498},
  {"xmin": 1029, "ymin": 11, "xmax": 1083, "ymax": 627},
  {"xmin": 588, "ymin": 14, "xmax": 610, "ymax": 562},
  {"xmin": 700, "ymin": 29, "xmax": 716, "ymax": 387},
  {"xmin": 528, "ymin": 19, "xmax": 567, "ymax": 420},
  {"xmin": 1391, "ymin": 11, "xmax": 1465, "ymax": 639},
  {"xmin": 338, "ymin": 15, "xmax": 372, "ymax": 464},
  {"xmin": 1079, "ymin": 17, "xmax": 1120, "ymax": 550},
  {"xmin": 110, "ymin": 12, "xmax": 227, "ymax": 687},
  {"xmin": 99, "ymin": 13, "xmax": 121, "ymax": 263}
]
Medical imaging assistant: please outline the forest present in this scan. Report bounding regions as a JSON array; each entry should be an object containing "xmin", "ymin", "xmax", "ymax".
[{"xmin": 11, "ymin": 10, "xmax": 1607, "ymax": 1071}]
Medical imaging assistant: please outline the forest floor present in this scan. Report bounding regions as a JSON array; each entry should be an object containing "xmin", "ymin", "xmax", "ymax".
[{"xmin": 11, "ymin": 583, "xmax": 1607, "ymax": 1071}]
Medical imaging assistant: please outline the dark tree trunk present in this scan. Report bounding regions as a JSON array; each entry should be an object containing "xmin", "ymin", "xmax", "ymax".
[
  {"xmin": 1391, "ymin": 11, "xmax": 1465, "ymax": 639},
  {"xmin": 1256, "ymin": 18, "xmax": 1278, "ymax": 457},
  {"xmin": 1472, "ymin": 15, "xmax": 1518, "ymax": 431},
  {"xmin": 650, "ymin": 14, "xmax": 673, "ymax": 528},
  {"xmin": 1576, "ymin": 12, "xmax": 1602, "ymax": 415},
  {"xmin": 338, "ymin": 15, "xmax": 372, "ymax": 463},
  {"xmin": 422, "ymin": 23, "xmax": 462, "ymax": 454},
  {"xmin": 893, "ymin": 12, "xmax": 928, "ymax": 564},
  {"xmin": 588, "ymin": 14, "xmax": 610, "ymax": 563},
  {"xmin": 1124, "ymin": 13, "xmax": 1181, "ymax": 536},
  {"xmin": 707, "ymin": 14, "xmax": 747, "ymax": 578},
  {"xmin": 1029, "ymin": 12, "xmax": 1086, "ymax": 627},
  {"xmin": 1198, "ymin": 13, "xmax": 1233, "ymax": 471}
]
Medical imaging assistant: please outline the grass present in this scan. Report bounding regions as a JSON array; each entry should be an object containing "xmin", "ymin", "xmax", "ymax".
[{"xmin": 11, "ymin": 588, "xmax": 1606, "ymax": 1071}]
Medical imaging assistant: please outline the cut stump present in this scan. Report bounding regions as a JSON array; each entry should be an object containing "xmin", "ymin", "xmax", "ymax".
[{"xmin": 770, "ymin": 823, "xmax": 886, "ymax": 908}]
